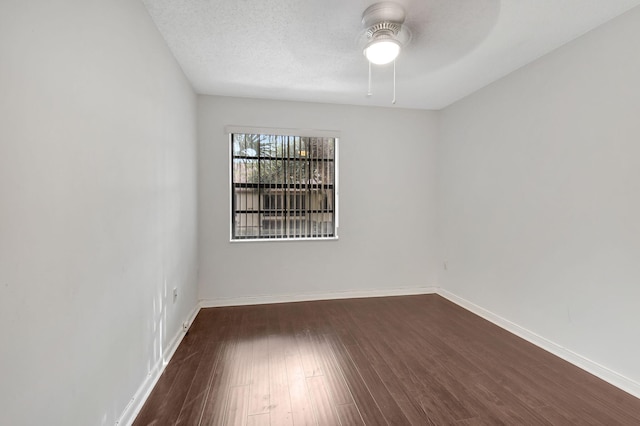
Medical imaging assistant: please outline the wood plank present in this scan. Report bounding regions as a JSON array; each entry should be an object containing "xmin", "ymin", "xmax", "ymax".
[
  {"xmin": 247, "ymin": 413, "xmax": 271, "ymax": 426},
  {"xmin": 199, "ymin": 340, "xmax": 237, "ymax": 426},
  {"xmin": 284, "ymin": 336, "xmax": 316, "ymax": 425},
  {"xmin": 226, "ymin": 385, "xmax": 250, "ymax": 426},
  {"xmin": 228, "ymin": 339, "xmax": 253, "ymax": 386},
  {"xmin": 323, "ymin": 336, "xmax": 388, "ymax": 426},
  {"xmin": 335, "ymin": 403, "xmax": 365, "ymax": 426},
  {"xmin": 295, "ymin": 329, "xmax": 324, "ymax": 377},
  {"xmin": 134, "ymin": 295, "xmax": 640, "ymax": 426},
  {"xmin": 267, "ymin": 334, "xmax": 293, "ymax": 426},
  {"xmin": 248, "ymin": 336, "xmax": 271, "ymax": 416},
  {"xmin": 309, "ymin": 333, "xmax": 353, "ymax": 406},
  {"xmin": 175, "ymin": 341, "xmax": 224, "ymax": 425},
  {"xmin": 464, "ymin": 372, "xmax": 553, "ymax": 425},
  {"xmin": 306, "ymin": 376, "xmax": 340, "ymax": 425},
  {"xmin": 338, "ymin": 307, "xmax": 425, "ymax": 425}
]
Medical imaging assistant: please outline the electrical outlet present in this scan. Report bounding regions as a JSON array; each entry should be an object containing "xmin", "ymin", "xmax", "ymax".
[
  {"xmin": 173, "ymin": 287, "xmax": 178, "ymax": 303},
  {"xmin": 182, "ymin": 321, "xmax": 189, "ymax": 332}
]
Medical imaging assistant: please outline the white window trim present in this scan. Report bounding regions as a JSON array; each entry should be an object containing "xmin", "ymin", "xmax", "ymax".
[
  {"xmin": 227, "ymin": 127, "xmax": 339, "ymax": 242},
  {"xmin": 225, "ymin": 125, "xmax": 340, "ymax": 139}
]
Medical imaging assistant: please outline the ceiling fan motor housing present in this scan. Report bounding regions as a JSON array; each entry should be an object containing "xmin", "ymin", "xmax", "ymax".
[
  {"xmin": 362, "ymin": 1, "xmax": 406, "ymax": 43},
  {"xmin": 362, "ymin": 2, "xmax": 406, "ymax": 28},
  {"xmin": 366, "ymin": 21, "xmax": 401, "ymax": 40}
]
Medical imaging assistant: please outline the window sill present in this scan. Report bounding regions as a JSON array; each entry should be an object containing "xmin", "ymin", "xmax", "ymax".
[{"xmin": 229, "ymin": 236, "xmax": 339, "ymax": 243}]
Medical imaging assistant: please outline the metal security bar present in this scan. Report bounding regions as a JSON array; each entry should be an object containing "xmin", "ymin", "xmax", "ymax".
[{"xmin": 231, "ymin": 133, "xmax": 337, "ymax": 240}]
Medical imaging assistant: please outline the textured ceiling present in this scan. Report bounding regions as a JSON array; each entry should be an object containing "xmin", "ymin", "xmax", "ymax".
[{"xmin": 142, "ymin": 0, "xmax": 640, "ymax": 110}]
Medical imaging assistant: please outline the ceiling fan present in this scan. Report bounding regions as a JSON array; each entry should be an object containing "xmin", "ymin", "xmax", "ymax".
[{"xmin": 359, "ymin": 2, "xmax": 412, "ymax": 104}]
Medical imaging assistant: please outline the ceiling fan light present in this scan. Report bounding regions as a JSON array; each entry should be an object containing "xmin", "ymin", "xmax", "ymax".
[{"xmin": 365, "ymin": 39, "xmax": 401, "ymax": 65}]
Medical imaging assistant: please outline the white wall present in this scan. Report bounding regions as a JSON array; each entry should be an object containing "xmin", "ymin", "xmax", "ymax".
[
  {"xmin": 198, "ymin": 96, "xmax": 438, "ymax": 303},
  {"xmin": 0, "ymin": 1, "xmax": 198, "ymax": 425},
  {"xmin": 438, "ymin": 6, "xmax": 640, "ymax": 391}
]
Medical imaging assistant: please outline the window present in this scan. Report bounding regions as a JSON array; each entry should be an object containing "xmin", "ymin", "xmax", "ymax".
[{"xmin": 231, "ymin": 131, "xmax": 338, "ymax": 240}]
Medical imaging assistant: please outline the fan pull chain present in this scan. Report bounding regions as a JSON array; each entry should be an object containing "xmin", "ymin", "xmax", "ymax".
[
  {"xmin": 392, "ymin": 60, "xmax": 396, "ymax": 104},
  {"xmin": 365, "ymin": 60, "xmax": 397, "ymax": 105},
  {"xmin": 367, "ymin": 61, "xmax": 372, "ymax": 97}
]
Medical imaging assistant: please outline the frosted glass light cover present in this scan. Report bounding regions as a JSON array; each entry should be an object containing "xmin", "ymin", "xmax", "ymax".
[{"xmin": 365, "ymin": 40, "xmax": 400, "ymax": 65}]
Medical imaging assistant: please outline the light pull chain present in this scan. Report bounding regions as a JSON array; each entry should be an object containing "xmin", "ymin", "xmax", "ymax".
[
  {"xmin": 367, "ymin": 61, "xmax": 372, "ymax": 97},
  {"xmin": 392, "ymin": 60, "xmax": 396, "ymax": 104},
  {"xmin": 366, "ymin": 60, "xmax": 397, "ymax": 105}
]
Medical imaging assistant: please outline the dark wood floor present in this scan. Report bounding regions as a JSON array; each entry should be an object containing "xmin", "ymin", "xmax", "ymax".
[{"xmin": 133, "ymin": 294, "xmax": 640, "ymax": 425}]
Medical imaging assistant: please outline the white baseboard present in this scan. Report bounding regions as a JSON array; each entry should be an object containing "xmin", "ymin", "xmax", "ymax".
[
  {"xmin": 200, "ymin": 286, "xmax": 438, "ymax": 308},
  {"xmin": 437, "ymin": 288, "xmax": 640, "ymax": 399},
  {"xmin": 115, "ymin": 304, "xmax": 201, "ymax": 426}
]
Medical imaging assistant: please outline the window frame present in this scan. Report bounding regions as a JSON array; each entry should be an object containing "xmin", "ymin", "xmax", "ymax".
[{"xmin": 228, "ymin": 127, "xmax": 339, "ymax": 242}]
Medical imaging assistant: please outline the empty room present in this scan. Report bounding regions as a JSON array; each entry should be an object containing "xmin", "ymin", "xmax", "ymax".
[{"xmin": 2, "ymin": 0, "xmax": 640, "ymax": 425}]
